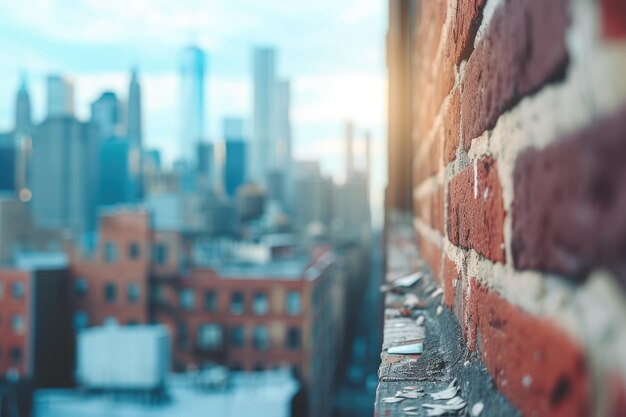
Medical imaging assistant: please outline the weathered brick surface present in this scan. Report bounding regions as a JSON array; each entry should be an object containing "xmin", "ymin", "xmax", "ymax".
[
  {"xmin": 413, "ymin": 132, "xmax": 443, "ymax": 185},
  {"xmin": 448, "ymin": 157, "xmax": 506, "ymax": 263},
  {"xmin": 443, "ymin": 89, "xmax": 461, "ymax": 164},
  {"xmin": 467, "ymin": 280, "xmax": 589, "ymax": 417},
  {"xmin": 460, "ymin": 0, "xmax": 569, "ymax": 147},
  {"xmin": 449, "ymin": 0, "xmax": 487, "ymax": 63},
  {"xmin": 416, "ymin": 233, "xmax": 443, "ymax": 285},
  {"xmin": 442, "ymin": 257, "xmax": 458, "ymax": 312},
  {"xmin": 602, "ymin": 0, "xmax": 626, "ymax": 39},
  {"xmin": 512, "ymin": 106, "xmax": 626, "ymax": 287},
  {"xmin": 414, "ymin": 184, "xmax": 445, "ymax": 234}
]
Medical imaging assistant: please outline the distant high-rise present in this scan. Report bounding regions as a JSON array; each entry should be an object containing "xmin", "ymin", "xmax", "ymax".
[
  {"xmin": 345, "ymin": 120, "xmax": 355, "ymax": 179},
  {"xmin": 180, "ymin": 45, "xmax": 207, "ymax": 165},
  {"xmin": 91, "ymin": 92, "xmax": 122, "ymax": 140},
  {"xmin": 0, "ymin": 133, "xmax": 15, "ymax": 192},
  {"xmin": 31, "ymin": 118, "xmax": 98, "ymax": 231},
  {"xmin": 275, "ymin": 80, "xmax": 292, "ymax": 170},
  {"xmin": 15, "ymin": 74, "xmax": 32, "ymax": 136},
  {"xmin": 251, "ymin": 47, "xmax": 277, "ymax": 184},
  {"xmin": 98, "ymin": 138, "xmax": 140, "ymax": 206},
  {"xmin": 223, "ymin": 118, "xmax": 247, "ymax": 197},
  {"xmin": 127, "ymin": 68, "xmax": 142, "ymax": 147},
  {"xmin": 46, "ymin": 75, "xmax": 75, "ymax": 118}
]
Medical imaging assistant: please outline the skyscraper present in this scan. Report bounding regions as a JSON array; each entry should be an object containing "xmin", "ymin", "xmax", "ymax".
[
  {"xmin": 46, "ymin": 75, "xmax": 75, "ymax": 118},
  {"xmin": 91, "ymin": 92, "xmax": 122, "ymax": 140},
  {"xmin": 127, "ymin": 68, "xmax": 142, "ymax": 147},
  {"xmin": 31, "ymin": 118, "xmax": 98, "ymax": 231},
  {"xmin": 180, "ymin": 45, "xmax": 207, "ymax": 165},
  {"xmin": 223, "ymin": 118, "xmax": 246, "ymax": 197},
  {"xmin": 15, "ymin": 74, "xmax": 32, "ymax": 136},
  {"xmin": 345, "ymin": 120, "xmax": 355, "ymax": 179},
  {"xmin": 251, "ymin": 47, "xmax": 277, "ymax": 184},
  {"xmin": 98, "ymin": 138, "xmax": 140, "ymax": 206}
]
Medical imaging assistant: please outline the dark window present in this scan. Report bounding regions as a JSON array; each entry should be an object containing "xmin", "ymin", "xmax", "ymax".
[
  {"xmin": 154, "ymin": 244, "xmax": 168, "ymax": 265},
  {"xmin": 230, "ymin": 291, "xmax": 244, "ymax": 315},
  {"xmin": 286, "ymin": 327, "xmax": 301, "ymax": 351},
  {"xmin": 180, "ymin": 288, "xmax": 195, "ymax": 310},
  {"xmin": 12, "ymin": 282, "xmax": 24, "ymax": 299},
  {"xmin": 74, "ymin": 278, "xmax": 88, "ymax": 297},
  {"xmin": 104, "ymin": 282, "xmax": 117, "ymax": 303},
  {"xmin": 104, "ymin": 241, "xmax": 118, "ymax": 263},
  {"xmin": 127, "ymin": 320, "xmax": 139, "ymax": 326},
  {"xmin": 10, "ymin": 347, "xmax": 21, "ymax": 365},
  {"xmin": 230, "ymin": 326, "xmax": 245, "ymax": 348},
  {"xmin": 127, "ymin": 283, "xmax": 141, "ymax": 304},
  {"xmin": 253, "ymin": 325, "xmax": 269, "ymax": 351},
  {"xmin": 177, "ymin": 322, "xmax": 188, "ymax": 347},
  {"xmin": 197, "ymin": 324, "xmax": 223, "ymax": 351},
  {"xmin": 286, "ymin": 291, "xmax": 301, "ymax": 315},
  {"xmin": 128, "ymin": 242, "xmax": 141, "ymax": 259},
  {"xmin": 252, "ymin": 292, "xmax": 268, "ymax": 316},
  {"xmin": 204, "ymin": 291, "xmax": 217, "ymax": 312}
]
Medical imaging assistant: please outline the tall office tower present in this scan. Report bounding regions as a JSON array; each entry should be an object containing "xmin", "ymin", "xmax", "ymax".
[
  {"xmin": 127, "ymin": 68, "xmax": 142, "ymax": 147},
  {"xmin": 0, "ymin": 133, "xmax": 15, "ymax": 192},
  {"xmin": 294, "ymin": 162, "xmax": 333, "ymax": 233},
  {"xmin": 31, "ymin": 118, "xmax": 99, "ymax": 232},
  {"xmin": 98, "ymin": 138, "xmax": 140, "ymax": 206},
  {"xmin": 345, "ymin": 120, "xmax": 355, "ymax": 179},
  {"xmin": 91, "ymin": 92, "xmax": 122, "ymax": 140},
  {"xmin": 46, "ymin": 75, "xmax": 75, "ymax": 118},
  {"xmin": 251, "ymin": 47, "xmax": 277, "ymax": 185},
  {"xmin": 15, "ymin": 74, "xmax": 32, "ymax": 136},
  {"xmin": 180, "ymin": 45, "xmax": 207, "ymax": 165},
  {"xmin": 274, "ymin": 79, "xmax": 293, "ymax": 210},
  {"xmin": 223, "ymin": 118, "xmax": 247, "ymax": 197}
]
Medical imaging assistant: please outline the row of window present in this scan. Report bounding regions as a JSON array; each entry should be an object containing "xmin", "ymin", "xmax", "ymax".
[
  {"xmin": 177, "ymin": 289, "xmax": 302, "ymax": 316},
  {"xmin": 103, "ymin": 241, "xmax": 168, "ymax": 265},
  {"xmin": 75, "ymin": 279, "xmax": 142, "ymax": 304},
  {"xmin": 0, "ymin": 281, "xmax": 25, "ymax": 300},
  {"xmin": 179, "ymin": 323, "xmax": 301, "ymax": 351}
]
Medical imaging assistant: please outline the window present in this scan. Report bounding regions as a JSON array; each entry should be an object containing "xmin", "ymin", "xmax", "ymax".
[
  {"xmin": 12, "ymin": 282, "xmax": 24, "ymax": 299},
  {"xmin": 104, "ymin": 241, "xmax": 118, "ymax": 263},
  {"xmin": 230, "ymin": 326, "xmax": 245, "ymax": 348},
  {"xmin": 197, "ymin": 324, "xmax": 223, "ymax": 351},
  {"xmin": 73, "ymin": 311, "xmax": 88, "ymax": 329},
  {"xmin": 128, "ymin": 242, "xmax": 141, "ymax": 259},
  {"xmin": 253, "ymin": 325, "xmax": 269, "ymax": 351},
  {"xmin": 286, "ymin": 291, "xmax": 301, "ymax": 316},
  {"xmin": 74, "ymin": 278, "xmax": 88, "ymax": 297},
  {"xmin": 0, "ymin": 281, "xmax": 4, "ymax": 299},
  {"xmin": 104, "ymin": 282, "xmax": 117, "ymax": 303},
  {"xmin": 252, "ymin": 292, "xmax": 268, "ymax": 316},
  {"xmin": 177, "ymin": 322, "xmax": 188, "ymax": 347},
  {"xmin": 286, "ymin": 327, "xmax": 301, "ymax": 351},
  {"xmin": 230, "ymin": 291, "xmax": 244, "ymax": 315},
  {"xmin": 204, "ymin": 291, "xmax": 217, "ymax": 312},
  {"xmin": 180, "ymin": 288, "xmax": 195, "ymax": 311},
  {"xmin": 127, "ymin": 283, "xmax": 141, "ymax": 304},
  {"xmin": 11, "ymin": 314, "xmax": 24, "ymax": 334},
  {"xmin": 154, "ymin": 243, "xmax": 168, "ymax": 265},
  {"xmin": 10, "ymin": 347, "xmax": 21, "ymax": 365}
]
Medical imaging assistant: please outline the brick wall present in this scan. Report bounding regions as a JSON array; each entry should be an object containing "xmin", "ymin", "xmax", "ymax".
[{"xmin": 398, "ymin": 0, "xmax": 626, "ymax": 415}]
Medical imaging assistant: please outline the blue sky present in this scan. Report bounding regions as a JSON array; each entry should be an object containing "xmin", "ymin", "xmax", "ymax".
[{"xmin": 0, "ymin": 0, "xmax": 388, "ymax": 218}]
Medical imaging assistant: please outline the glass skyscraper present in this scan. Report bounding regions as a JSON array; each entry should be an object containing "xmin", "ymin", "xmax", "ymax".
[{"xmin": 180, "ymin": 45, "xmax": 207, "ymax": 166}]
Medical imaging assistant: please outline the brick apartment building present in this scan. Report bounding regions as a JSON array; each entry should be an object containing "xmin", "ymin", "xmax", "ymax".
[
  {"xmin": 379, "ymin": 1, "xmax": 626, "ymax": 416},
  {"xmin": 65, "ymin": 207, "xmax": 346, "ymax": 417}
]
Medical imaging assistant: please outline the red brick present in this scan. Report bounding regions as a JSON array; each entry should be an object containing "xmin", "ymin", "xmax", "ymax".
[
  {"xmin": 442, "ymin": 257, "xmax": 459, "ymax": 310},
  {"xmin": 449, "ymin": 0, "xmax": 487, "ymax": 63},
  {"xmin": 460, "ymin": 0, "xmax": 569, "ymax": 147},
  {"xmin": 609, "ymin": 374, "xmax": 626, "ymax": 417},
  {"xmin": 444, "ymin": 89, "xmax": 461, "ymax": 164},
  {"xmin": 413, "ymin": 132, "xmax": 443, "ymax": 185},
  {"xmin": 414, "ymin": 184, "xmax": 445, "ymax": 234},
  {"xmin": 467, "ymin": 280, "xmax": 589, "ymax": 417},
  {"xmin": 602, "ymin": 0, "xmax": 626, "ymax": 39},
  {"xmin": 448, "ymin": 157, "xmax": 506, "ymax": 263},
  {"xmin": 512, "ymin": 105, "xmax": 626, "ymax": 287}
]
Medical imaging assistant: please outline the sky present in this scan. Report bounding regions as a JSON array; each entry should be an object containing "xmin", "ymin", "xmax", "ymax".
[{"xmin": 0, "ymin": 0, "xmax": 388, "ymax": 222}]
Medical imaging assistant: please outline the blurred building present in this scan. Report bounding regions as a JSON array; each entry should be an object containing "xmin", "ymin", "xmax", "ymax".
[
  {"xmin": 15, "ymin": 74, "xmax": 32, "ymax": 137},
  {"xmin": 46, "ymin": 75, "xmax": 74, "ymax": 118},
  {"xmin": 0, "ymin": 132, "xmax": 16, "ymax": 192},
  {"xmin": 180, "ymin": 45, "xmax": 207, "ymax": 165},
  {"xmin": 196, "ymin": 141, "xmax": 214, "ymax": 192},
  {"xmin": 90, "ymin": 91, "xmax": 124, "ymax": 140},
  {"xmin": 0, "ymin": 252, "xmax": 74, "ymax": 387},
  {"xmin": 127, "ymin": 68, "xmax": 143, "ymax": 147},
  {"xmin": 251, "ymin": 47, "xmax": 276, "ymax": 185},
  {"xmin": 223, "ymin": 118, "xmax": 247, "ymax": 197},
  {"xmin": 31, "ymin": 118, "xmax": 99, "ymax": 232},
  {"xmin": 236, "ymin": 183, "xmax": 266, "ymax": 223},
  {"xmin": 98, "ymin": 138, "xmax": 141, "ymax": 206},
  {"xmin": 294, "ymin": 168, "xmax": 333, "ymax": 234}
]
